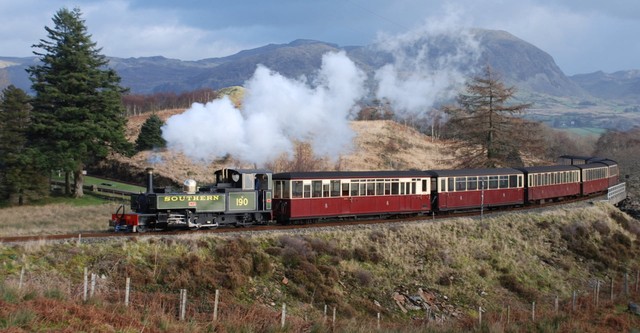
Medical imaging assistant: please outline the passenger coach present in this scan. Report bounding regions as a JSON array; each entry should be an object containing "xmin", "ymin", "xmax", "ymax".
[
  {"xmin": 576, "ymin": 162, "xmax": 612, "ymax": 195},
  {"xmin": 272, "ymin": 171, "xmax": 432, "ymax": 223},
  {"xmin": 517, "ymin": 165, "xmax": 581, "ymax": 203},
  {"xmin": 430, "ymin": 168, "xmax": 525, "ymax": 211}
]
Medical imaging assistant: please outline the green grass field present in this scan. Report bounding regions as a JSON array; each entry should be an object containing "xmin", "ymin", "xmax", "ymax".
[{"xmin": 561, "ymin": 127, "xmax": 607, "ymax": 136}]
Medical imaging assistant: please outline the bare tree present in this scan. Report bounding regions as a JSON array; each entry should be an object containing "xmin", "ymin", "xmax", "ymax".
[{"xmin": 442, "ymin": 65, "xmax": 532, "ymax": 168}]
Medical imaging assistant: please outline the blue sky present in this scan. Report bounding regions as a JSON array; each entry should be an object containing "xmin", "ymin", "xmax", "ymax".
[{"xmin": 1, "ymin": 0, "xmax": 639, "ymax": 75}]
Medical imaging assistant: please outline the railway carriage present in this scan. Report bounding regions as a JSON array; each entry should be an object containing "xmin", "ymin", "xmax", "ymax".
[
  {"xmin": 272, "ymin": 170, "xmax": 432, "ymax": 223},
  {"xmin": 576, "ymin": 162, "xmax": 611, "ymax": 195},
  {"xmin": 517, "ymin": 165, "xmax": 581, "ymax": 203},
  {"xmin": 430, "ymin": 168, "xmax": 525, "ymax": 211},
  {"xmin": 598, "ymin": 159, "xmax": 620, "ymax": 187}
]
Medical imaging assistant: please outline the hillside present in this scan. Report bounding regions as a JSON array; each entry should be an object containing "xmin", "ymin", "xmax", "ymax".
[
  {"xmin": 105, "ymin": 109, "xmax": 457, "ymax": 185},
  {"xmin": 2, "ymin": 202, "xmax": 640, "ymax": 332}
]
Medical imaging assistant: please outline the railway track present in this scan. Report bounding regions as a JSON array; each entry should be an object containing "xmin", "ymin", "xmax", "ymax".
[{"xmin": 0, "ymin": 195, "xmax": 608, "ymax": 245}]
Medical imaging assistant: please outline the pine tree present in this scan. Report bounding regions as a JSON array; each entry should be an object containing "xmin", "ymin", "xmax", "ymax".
[
  {"xmin": 0, "ymin": 85, "xmax": 48, "ymax": 205},
  {"xmin": 27, "ymin": 7, "xmax": 133, "ymax": 198},
  {"xmin": 135, "ymin": 114, "xmax": 167, "ymax": 152},
  {"xmin": 443, "ymin": 66, "xmax": 532, "ymax": 168}
]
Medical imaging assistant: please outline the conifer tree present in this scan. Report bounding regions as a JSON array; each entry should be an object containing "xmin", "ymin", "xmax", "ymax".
[
  {"xmin": 135, "ymin": 114, "xmax": 167, "ymax": 152},
  {"xmin": 28, "ymin": 7, "xmax": 133, "ymax": 197},
  {"xmin": 443, "ymin": 66, "xmax": 532, "ymax": 168},
  {"xmin": 0, "ymin": 85, "xmax": 48, "ymax": 204}
]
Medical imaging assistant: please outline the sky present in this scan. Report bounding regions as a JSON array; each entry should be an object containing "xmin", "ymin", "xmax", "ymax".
[{"xmin": 1, "ymin": 0, "xmax": 639, "ymax": 75}]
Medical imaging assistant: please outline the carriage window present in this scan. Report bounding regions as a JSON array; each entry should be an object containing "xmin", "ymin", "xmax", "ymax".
[
  {"xmin": 312, "ymin": 181, "xmax": 322, "ymax": 197},
  {"xmin": 467, "ymin": 177, "xmax": 477, "ymax": 190},
  {"xmin": 274, "ymin": 181, "xmax": 282, "ymax": 199},
  {"xmin": 283, "ymin": 181, "xmax": 290, "ymax": 199},
  {"xmin": 412, "ymin": 182, "xmax": 417, "ymax": 194},
  {"xmin": 292, "ymin": 181, "xmax": 303, "ymax": 198},
  {"xmin": 385, "ymin": 182, "xmax": 391, "ymax": 195},
  {"xmin": 367, "ymin": 182, "xmax": 375, "ymax": 195},
  {"xmin": 479, "ymin": 176, "xmax": 488, "ymax": 189},
  {"xmin": 351, "ymin": 181, "xmax": 359, "ymax": 196},
  {"xmin": 509, "ymin": 175, "xmax": 518, "ymax": 188},
  {"xmin": 422, "ymin": 179, "xmax": 428, "ymax": 193},
  {"xmin": 376, "ymin": 182, "xmax": 384, "ymax": 195},
  {"xmin": 448, "ymin": 178, "xmax": 454, "ymax": 192},
  {"xmin": 489, "ymin": 176, "xmax": 499, "ymax": 189},
  {"xmin": 342, "ymin": 183, "xmax": 350, "ymax": 196},
  {"xmin": 440, "ymin": 179, "xmax": 446, "ymax": 192},
  {"xmin": 360, "ymin": 183, "xmax": 367, "ymax": 196},
  {"xmin": 323, "ymin": 184, "xmax": 330, "ymax": 197},
  {"xmin": 331, "ymin": 180, "xmax": 341, "ymax": 197},
  {"xmin": 455, "ymin": 177, "xmax": 466, "ymax": 191},
  {"xmin": 303, "ymin": 184, "xmax": 311, "ymax": 198},
  {"xmin": 391, "ymin": 182, "xmax": 399, "ymax": 195},
  {"xmin": 499, "ymin": 176, "xmax": 509, "ymax": 188}
]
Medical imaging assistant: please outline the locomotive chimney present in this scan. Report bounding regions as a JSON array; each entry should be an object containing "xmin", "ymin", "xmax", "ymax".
[{"xmin": 145, "ymin": 167, "xmax": 154, "ymax": 193}]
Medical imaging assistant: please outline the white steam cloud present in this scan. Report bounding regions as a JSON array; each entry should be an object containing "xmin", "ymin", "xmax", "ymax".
[
  {"xmin": 161, "ymin": 51, "xmax": 365, "ymax": 166},
  {"xmin": 374, "ymin": 10, "xmax": 481, "ymax": 117}
]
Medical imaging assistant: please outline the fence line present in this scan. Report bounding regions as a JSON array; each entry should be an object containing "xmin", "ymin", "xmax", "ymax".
[{"xmin": 6, "ymin": 266, "xmax": 640, "ymax": 330}]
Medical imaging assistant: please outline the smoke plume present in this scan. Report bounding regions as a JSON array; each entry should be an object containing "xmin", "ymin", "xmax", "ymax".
[{"xmin": 161, "ymin": 51, "xmax": 365, "ymax": 166}]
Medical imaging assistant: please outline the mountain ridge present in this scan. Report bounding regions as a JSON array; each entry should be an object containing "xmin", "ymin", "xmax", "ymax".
[{"xmin": 0, "ymin": 29, "xmax": 637, "ymax": 106}]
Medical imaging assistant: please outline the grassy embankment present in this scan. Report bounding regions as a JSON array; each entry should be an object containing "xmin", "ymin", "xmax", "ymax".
[
  {"xmin": 2, "ymin": 200, "xmax": 640, "ymax": 332},
  {"xmin": 0, "ymin": 176, "xmax": 143, "ymax": 236}
]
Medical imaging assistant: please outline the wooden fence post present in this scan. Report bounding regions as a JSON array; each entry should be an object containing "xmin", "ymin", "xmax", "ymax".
[
  {"xmin": 478, "ymin": 306, "xmax": 482, "ymax": 327},
  {"xmin": 18, "ymin": 267, "xmax": 25, "ymax": 290},
  {"xmin": 625, "ymin": 273, "xmax": 629, "ymax": 295},
  {"xmin": 572, "ymin": 291, "xmax": 576, "ymax": 312},
  {"xmin": 554, "ymin": 296, "xmax": 559, "ymax": 314},
  {"xmin": 610, "ymin": 277, "xmax": 614, "ymax": 301},
  {"xmin": 125, "ymin": 277, "xmax": 130, "ymax": 307},
  {"xmin": 179, "ymin": 289, "xmax": 187, "ymax": 321},
  {"xmin": 281, "ymin": 303, "xmax": 286, "ymax": 328},
  {"xmin": 377, "ymin": 312, "xmax": 381, "ymax": 329},
  {"xmin": 506, "ymin": 305, "xmax": 510, "ymax": 325},
  {"xmin": 332, "ymin": 307, "xmax": 336, "ymax": 330},
  {"xmin": 213, "ymin": 289, "xmax": 219, "ymax": 321},
  {"xmin": 90, "ymin": 273, "xmax": 96, "ymax": 298},
  {"xmin": 83, "ymin": 267, "xmax": 88, "ymax": 302},
  {"xmin": 323, "ymin": 304, "xmax": 327, "ymax": 324},
  {"xmin": 531, "ymin": 302, "xmax": 536, "ymax": 322}
]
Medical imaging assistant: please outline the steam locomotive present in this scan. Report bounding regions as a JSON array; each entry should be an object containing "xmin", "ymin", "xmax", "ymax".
[
  {"xmin": 110, "ymin": 168, "xmax": 272, "ymax": 232},
  {"xmin": 110, "ymin": 156, "xmax": 625, "ymax": 232}
]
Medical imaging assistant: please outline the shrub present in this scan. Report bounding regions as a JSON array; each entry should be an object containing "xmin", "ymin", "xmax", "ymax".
[
  {"xmin": 353, "ymin": 269, "xmax": 373, "ymax": 286},
  {"xmin": 498, "ymin": 274, "xmax": 538, "ymax": 301},
  {"xmin": 592, "ymin": 220, "xmax": 611, "ymax": 235}
]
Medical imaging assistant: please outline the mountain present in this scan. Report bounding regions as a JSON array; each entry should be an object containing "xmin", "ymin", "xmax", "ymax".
[
  {"xmin": 0, "ymin": 29, "xmax": 629, "ymax": 103},
  {"xmin": 570, "ymin": 70, "xmax": 640, "ymax": 103}
]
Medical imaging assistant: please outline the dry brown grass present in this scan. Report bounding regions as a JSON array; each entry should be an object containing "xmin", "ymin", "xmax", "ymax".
[{"xmin": 0, "ymin": 202, "xmax": 120, "ymax": 236}]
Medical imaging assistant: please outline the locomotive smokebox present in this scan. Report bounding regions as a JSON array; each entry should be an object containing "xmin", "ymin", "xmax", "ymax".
[{"xmin": 145, "ymin": 167, "xmax": 154, "ymax": 193}]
